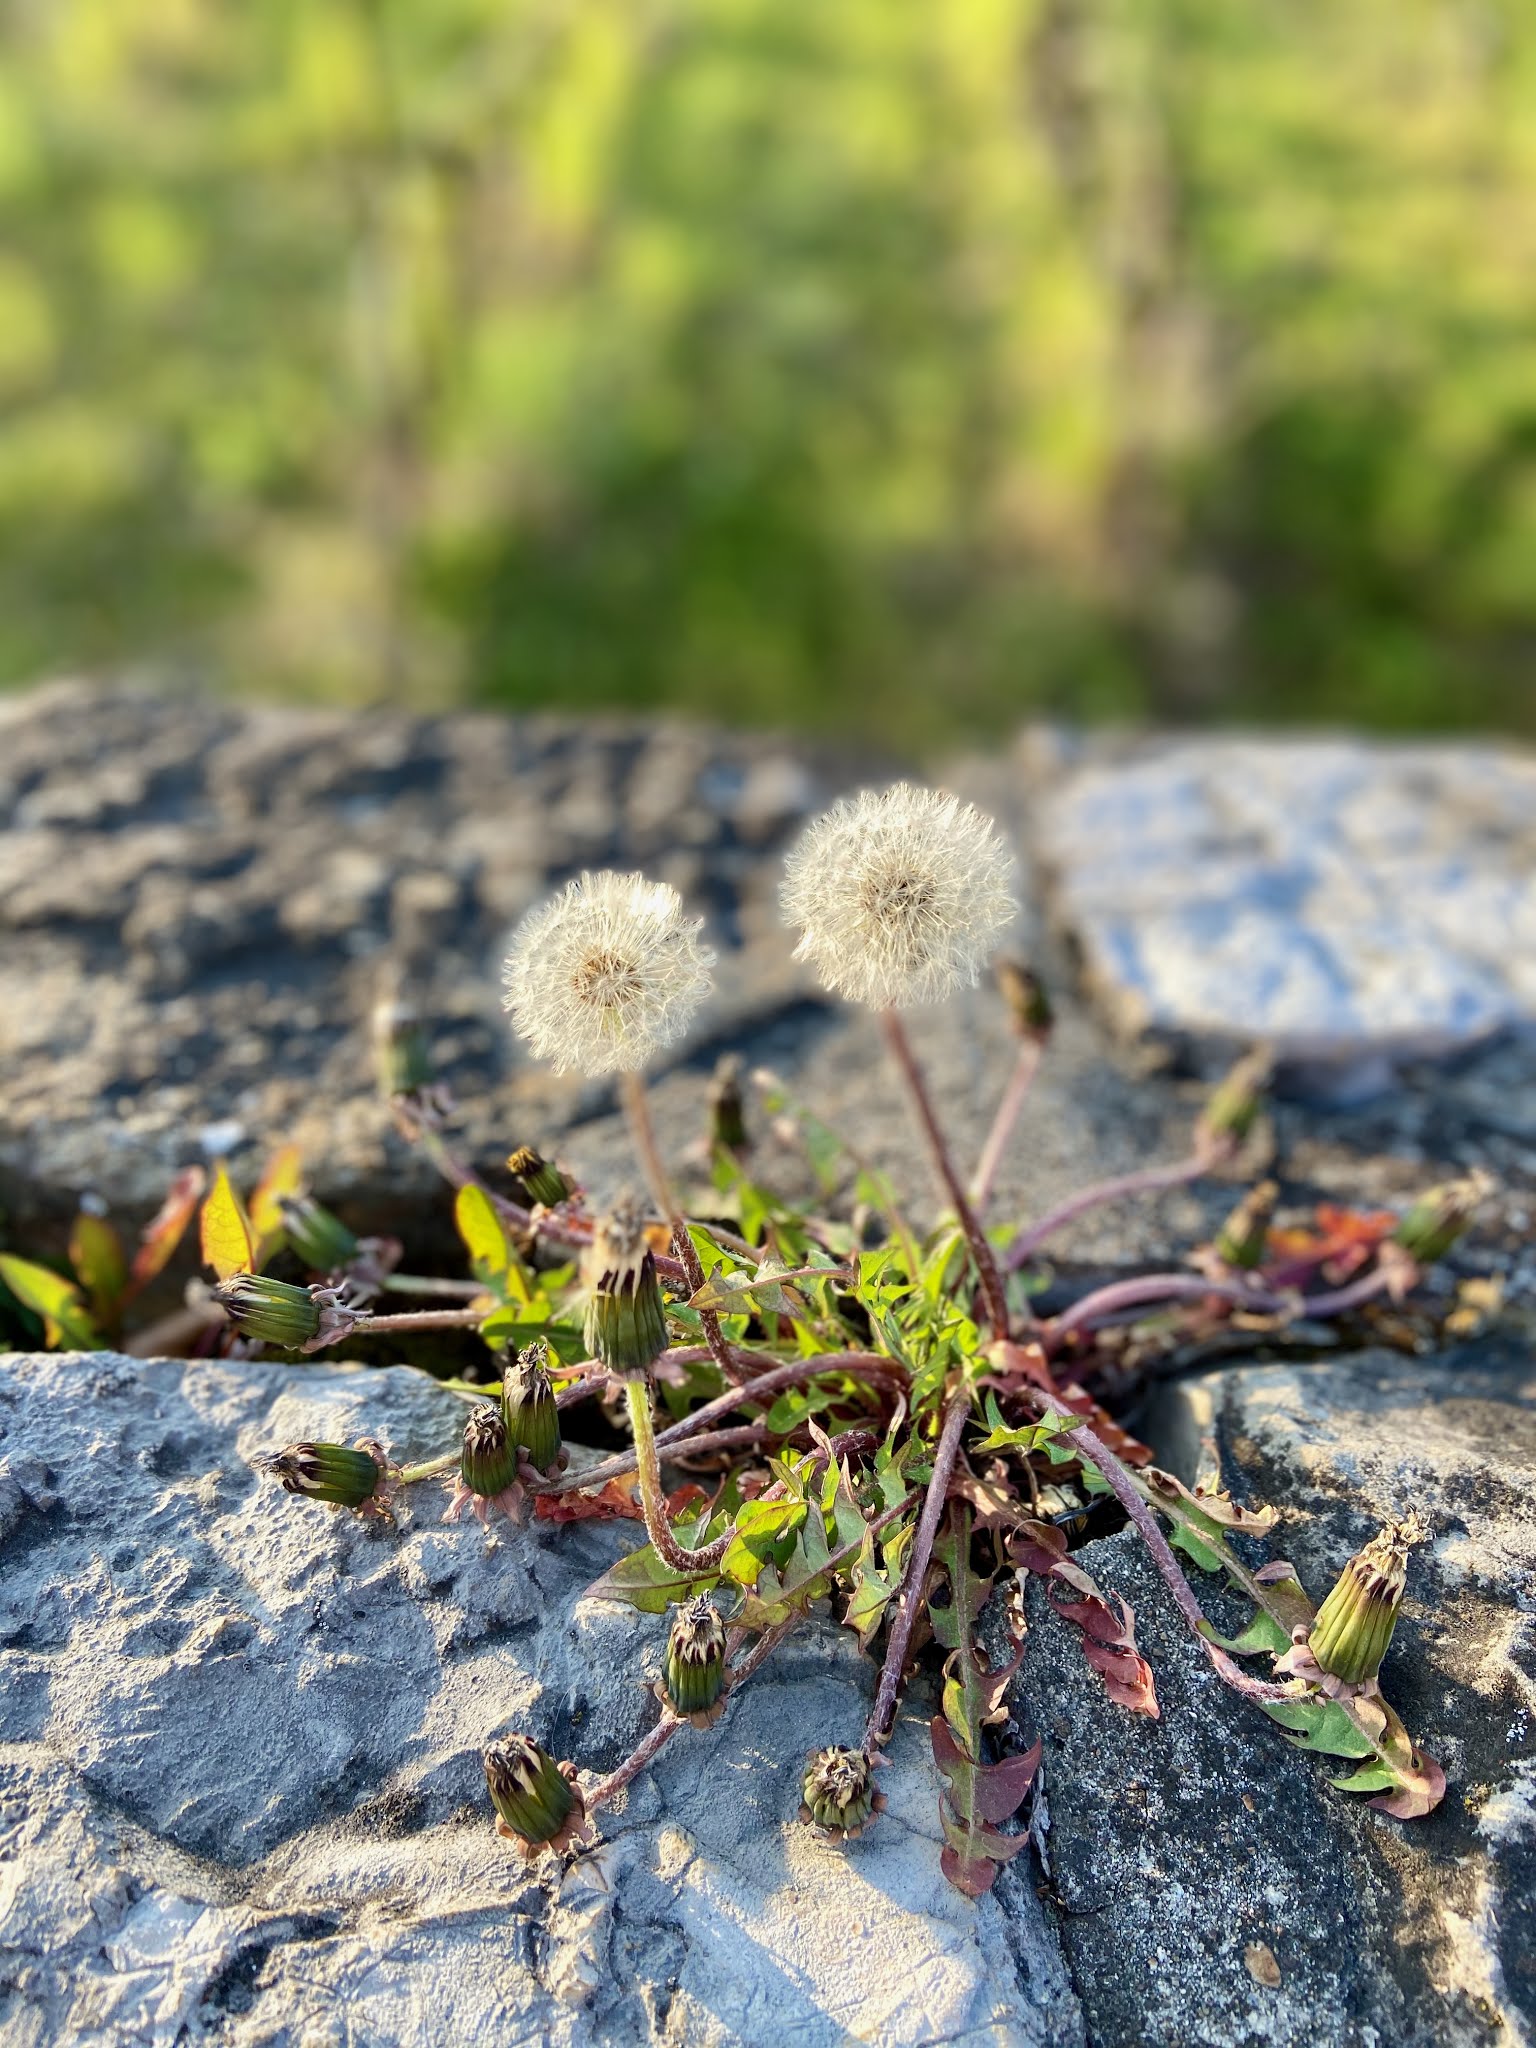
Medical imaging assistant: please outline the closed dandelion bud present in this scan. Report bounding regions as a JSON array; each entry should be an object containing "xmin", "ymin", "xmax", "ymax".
[
  {"xmin": 1392, "ymin": 1171, "xmax": 1491, "ymax": 1265},
  {"xmin": 278, "ymin": 1194, "xmax": 360, "ymax": 1274},
  {"xmin": 261, "ymin": 1441, "xmax": 384, "ymax": 1509},
  {"xmin": 708, "ymin": 1054, "xmax": 750, "ymax": 1156},
  {"xmin": 996, "ymin": 961, "xmax": 1054, "ymax": 1043},
  {"xmin": 214, "ymin": 1272, "xmax": 321, "ymax": 1348},
  {"xmin": 460, "ymin": 1403, "xmax": 520, "ymax": 1499},
  {"xmin": 582, "ymin": 1201, "xmax": 668, "ymax": 1378},
  {"xmin": 482, "ymin": 1735, "xmax": 586, "ymax": 1854},
  {"xmin": 1308, "ymin": 1519, "xmax": 1426, "ymax": 1687},
  {"xmin": 1197, "ymin": 1049, "xmax": 1271, "ymax": 1151},
  {"xmin": 507, "ymin": 1145, "xmax": 572, "ymax": 1209},
  {"xmin": 373, "ymin": 996, "xmax": 433, "ymax": 1101},
  {"xmin": 799, "ymin": 1745, "xmax": 881, "ymax": 1839},
  {"xmin": 1214, "ymin": 1180, "xmax": 1279, "ymax": 1270},
  {"xmin": 503, "ymin": 1341, "xmax": 561, "ymax": 1474},
  {"xmin": 662, "ymin": 1596, "xmax": 728, "ymax": 1726}
]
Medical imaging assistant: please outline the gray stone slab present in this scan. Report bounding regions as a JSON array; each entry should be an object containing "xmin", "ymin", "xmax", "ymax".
[
  {"xmin": 1002, "ymin": 1342, "xmax": 1536, "ymax": 2048},
  {"xmin": 0, "ymin": 1350, "xmax": 1080, "ymax": 2048},
  {"xmin": 1035, "ymin": 735, "xmax": 1536, "ymax": 1094}
]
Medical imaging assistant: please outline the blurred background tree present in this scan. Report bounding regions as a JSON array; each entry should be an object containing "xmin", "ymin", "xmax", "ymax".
[{"xmin": 0, "ymin": 0, "xmax": 1532, "ymax": 750}]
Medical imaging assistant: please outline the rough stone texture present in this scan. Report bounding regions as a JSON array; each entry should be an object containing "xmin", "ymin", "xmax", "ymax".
[
  {"xmin": 0, "ymin": 1352, "xmax": 1081, "ymax": 2048},
  {"xmin": 1035, "ymin": 734, "xmax": 1536, "ymax": 1095},
  {"xmin": 1004, "ymin": 1340, "xmax": 1536, "ymax": 2048},
  {"xmin": 4, "ymin": 681, "xmax": 1535, "ymax": 1287}
]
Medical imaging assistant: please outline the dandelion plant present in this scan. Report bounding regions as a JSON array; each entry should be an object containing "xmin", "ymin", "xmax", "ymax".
[{"xmin": 12, "ymin": 781, "xmax": 1477, "ymax": 1889}]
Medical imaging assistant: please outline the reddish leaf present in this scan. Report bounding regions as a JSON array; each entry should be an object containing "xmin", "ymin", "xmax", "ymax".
[
  {"xmin": 535, "ymin": 1477, "xmax": 709, "ymax": 1526},
  {"xmin": 125, "ymin": 1166, "xmax": 207, "ymax": 1301}
]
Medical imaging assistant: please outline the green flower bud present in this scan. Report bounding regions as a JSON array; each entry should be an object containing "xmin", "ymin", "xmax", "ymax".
[
  {"xmin": 1308, "ymin": 1519, "xmax": 1425, "ymax": 1687},
  {"xmin": 1214, "ymin": 1179, "xmax": 1279, "ymax": 1270},
  {"xmin": 1391, "ymin": 1172, "xmax": 1491, "ymax": 1265},
  {"xmin": 214, "ymin": 1272, "xmax": 321, "ymax": 1348},
  {"xmin": 278, "ymin": 1194, "xmax": 360, "ymax": 1275},
  {"xmin": 503, "ymin": 1341, "xmax": 561, "ymax": 1474},
  {"xmin": 461, "ymin": 1403, "xmax": 521, "ymax": 1500},
  {"xmin": 1198, "ymin": 1049, "xmax": 1271, "ymax": 1151},
  {"xmin": 483, "ymin": 1735, "xmax": 586, "ymax": 1854},
  {"xmin": 507, "ymin": 1145, "xmax": 573, "ymax": 1209},
  {"xmin": 582, "ymin": 1202, "xmax": 668, "ymax": 1379},
  {"xmin": 662, "ymin": 1596, "xmax": 728, "ymax": 1726},
  {"xmin": 261, "ymin": 1440, "xmax": 384, "ymax": 1509},
  {"xmin": 373, "ymin": 996, "xmax": 433, "ymax": 1101},
  {"xmin": 996, "ymin": 960, "xmax": 1054, "ymax": 1043},
  {"xmin": 708, "ymin": 1054, "xmax": 750, "ymax": 1157},
  {"xmin": 800, "ymin": 1745, "xmax": 881, "ymax": 1839}
]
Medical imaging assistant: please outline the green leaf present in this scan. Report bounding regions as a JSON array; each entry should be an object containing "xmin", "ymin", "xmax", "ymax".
[
  {"xmin": 0, "ymin": 1255, "xmax": 101, "ymax": 1349},
  {"xmin": 454, "ymin": 1184, "xmax": 525, "ymax": 1298},
  {"xmin": 1206, "ymin": 1610, "xmax": 1290, "ymax": 1657},
  {"xmin": 1260, "ymin": 1696, "xmax": 1376, "ymax": 1758},
  {"xmin": 585, "ymin": 1528, "xmax": 727, "ymax": 1613},
  {"xmin": 720, "ymin": 1499, "xmax": 807, "ymax": 1588},
  {"xmin": 1327, "ymin": 1760, "xmax": 1400, "ymax": 1794},
  {"xmin": 68, "ymin": 1212, "xmax": 128, "ymax": 1326}
]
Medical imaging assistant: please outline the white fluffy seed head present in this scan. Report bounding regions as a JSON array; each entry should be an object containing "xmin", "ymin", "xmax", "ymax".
[
  {"xmin": 780, "ymin": 783, "xmax": 1017, "ymax": 1010},
  {"xmin": 502, "ymin": 871, "xmax": 714, "ymax": 1077}
]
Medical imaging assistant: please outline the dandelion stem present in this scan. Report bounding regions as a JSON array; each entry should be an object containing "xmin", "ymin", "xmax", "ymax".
[
  {"xmin": 1000, "ymin": 1154, "xmax": 1212, "ymax": 1273},
  {"xmin": 585, "ymin": 1617, "xmax": 799, "ymax": 1813},
  {"xmin": 625, "ymin": 1379, "xmax": 734, "ymax": 1571},
  {"xmin": 1045, "ymin": 1262, "xmax": 1397, "ymax": 1353},
  {"xmin": 395, "ymin": 1449, "xmax": 461, "ymax": 1485},
  {"xmin": 1053, "ymin": 1414, "xmax": 1292, "ymax": 1704},
  {"xmin": 865, "ymin": 1385, "xmax": 972, "ymax": 1751},
  {"xmin": 970, "ymin": 1038, "xmax": 1042, "ymax": 1214},
  {"xmin": 879, "ymin": 1011, "xmax": 1011, "ymax": 1338},
  {"xmin": 351, "ymin": 1307, "xmax": 486, "ymax": 1334},
  {"xmin": 379, "ymin": 1274, "xmax": 484, "ymax": 1299},
  {"xmin": 620, "ymin": 1070, "xmax": 741, "ymax": 1379}
]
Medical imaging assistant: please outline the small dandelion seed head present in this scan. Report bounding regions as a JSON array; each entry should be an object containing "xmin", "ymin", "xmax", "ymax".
[
  {"xmin": 501, "ymin": 871, "xmax": 715, "ymax": 1078},
  {"xmin": 780, "ymin": 784, "xmax": 1017, "ymax": 1010}
]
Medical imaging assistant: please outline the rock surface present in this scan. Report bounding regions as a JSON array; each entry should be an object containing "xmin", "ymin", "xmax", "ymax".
[
  {"xmin": 1036, "ymin": 734, "xmax": 1536, "ymax": 1094},
  {"xmin": 0, "ymin": 1351, "xmax": 1080, "ymax": 2048},
  {"xmin": 4, "ymin": 682, "xmax": 1535, "ymax": 1288},
  {"xmin": 1004, "ymin": 1340, "xmax": 1536, "ymax": 2048}
]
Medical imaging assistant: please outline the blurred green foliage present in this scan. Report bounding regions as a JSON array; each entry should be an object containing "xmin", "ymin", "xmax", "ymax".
[{"xmin": 1, "ymin": 0, "xmax": 1533, "ymax": 748}]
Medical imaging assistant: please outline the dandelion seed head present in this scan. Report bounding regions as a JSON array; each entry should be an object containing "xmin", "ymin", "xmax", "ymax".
[
  {"xmin": 502, "ymin": 871, "xmax": 714, "ymax": 1077},
  {"xmin": 780, "ymin": 784, "xmax": 1017, "ymax": 1009}
]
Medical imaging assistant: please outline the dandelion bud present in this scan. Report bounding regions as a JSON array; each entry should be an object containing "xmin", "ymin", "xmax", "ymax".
[
  {"xmin": 503, "ymin": 1341, "xmax": 561, "ymax": 1474},
  {"xmin": 661, "ymin": 1596, "xmax": 729, "ymax": 1726},
  {"xmin": 1197, "ymin": 1049, "xmax": 1271, "ymax": 1153},
  {"xmin": 1308, "ymin": 1518, "xmax": 1427, "ymax": 1686},
  {"xmin": 501, "ymin": 870, "xmax": 714, "ymax": 1078},
  {"xmin": 708, "ymin": 1054, "xmax": 750, "ymax": 1157},
  {"xmin": 582, "ymin": 1202, "xmax": 668, "ymax": 1378},
  {"xmin": 373, "ymin": 996, "xmax": 433, "ymax": 1100},
  {"xmin": 1214, "ymin": 1180, "xmax": 1280, "ymax": 1270},
  {"xmin": 214, "ymin": 1272, "xmax": 321, "ymax": 1348},
  {"xmin": 261, "ymin": 1440, "xmax": 385, "ymax": 1509},
  {"xmin": 482, "ymin": 1735, "xmax": 586, "ymax": 1854},
  {"xmin": 996, "ymin": 961, "xmax": 1054, "ymax": 1043},
  {"xmin": 278, "ymin": 1194, "xmax": 360, "ymax": 1275},
  {"xmin": 507, "ymin": 1146, "xmax": 572, "ymax": 1209},
  {"xmin": 799, "ymin": 1745, "xmax": 881, "ymax": 1839},
  {"xmin": 781, "ymin": 783, "xmax": 1017, "ymax": 1010},
  {"xmin": 1391, "ymin": 1171, "xmax": 1492, "ymax": 1265},
  {"xmin": 460, "ymin": 1403, "xmax": 520, "ymax": 1500}
]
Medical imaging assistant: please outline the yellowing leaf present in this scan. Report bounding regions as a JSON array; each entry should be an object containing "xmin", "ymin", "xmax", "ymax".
[
  {"xmin": 454, "ymin": 1184, "xmax": 528, "ymax": 1300},
  {"xmin": 127, "ymin": 1166, "xmax": 206, "ymax": 1299},
  {"xmin": 247, "ymin": 1143, "xmax": 304, "ymax": 1266},
  {"xmin": 200, "ymin": 1165, "xmax": 254, "ymax": 1281}
]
